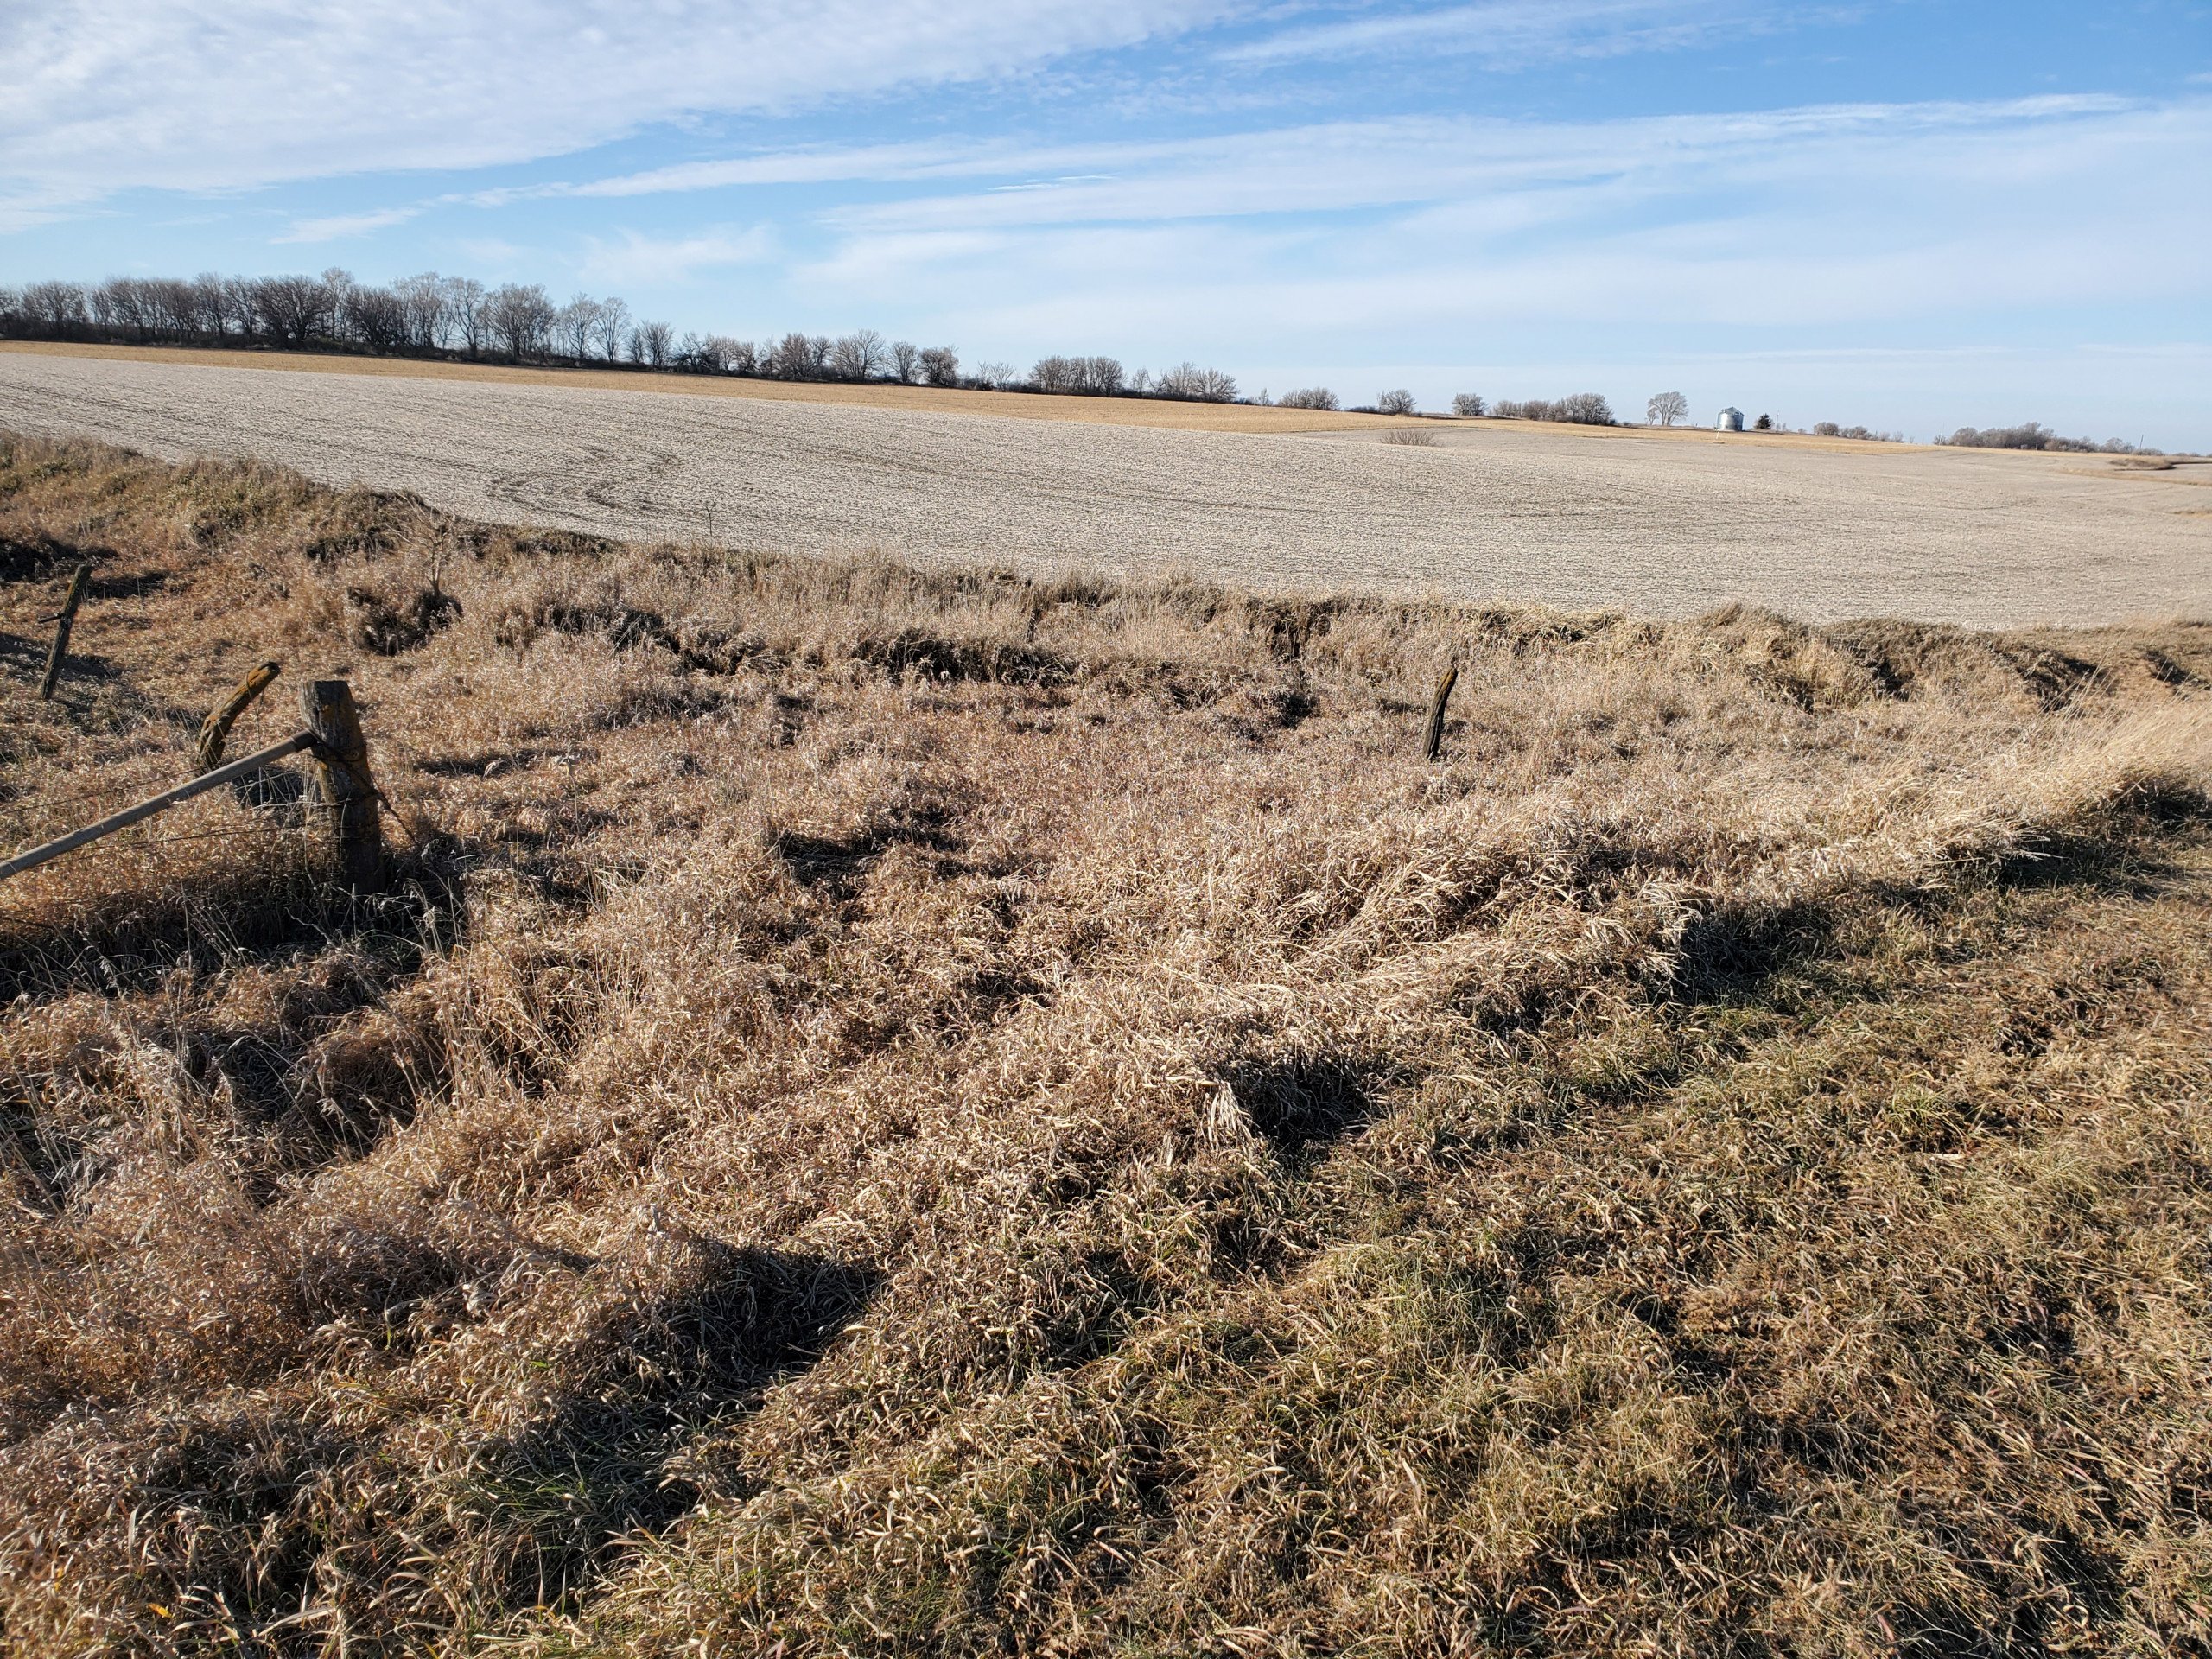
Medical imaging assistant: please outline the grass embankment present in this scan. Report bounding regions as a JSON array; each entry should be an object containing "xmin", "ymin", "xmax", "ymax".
[{"xmin": 0, "ymin": 430, "xmax": 2209, "ymax": 1656}]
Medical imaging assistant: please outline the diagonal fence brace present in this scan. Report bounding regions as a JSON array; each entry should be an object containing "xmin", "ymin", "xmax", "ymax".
[{"xmin": 0, "ymin": 731, "xmax": 315, "ymax": 885}]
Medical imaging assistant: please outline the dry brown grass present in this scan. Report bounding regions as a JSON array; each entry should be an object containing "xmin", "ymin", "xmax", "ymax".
[{"xmin": 1, "ymin": 429, "xmax": 2209, "ymax": 1656}]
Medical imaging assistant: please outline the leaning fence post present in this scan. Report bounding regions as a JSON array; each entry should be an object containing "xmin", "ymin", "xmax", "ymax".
[
  {"xmin": 1423, "ymin": 661, "xmax": 1459, "ymax": 762},
  {"xmin": 197, "ymin": 660, "xmax": 282, "ymax": 772},
  {"xmin": 38, "ymin": 563, "xmax": 92, "ymax": 700},
  {"xmin": 300, "ymin": 679, "xmax": 382, "ymax": 887}
]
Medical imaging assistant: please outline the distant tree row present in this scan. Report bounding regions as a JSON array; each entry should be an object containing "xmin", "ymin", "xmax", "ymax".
[
  {"xmin": 1486, "ymin": 392, "xmax": 1617, "ymax": 426},
  {"xmin": 0, "ymin": 269, "xmax": 1242, "ymax": 404},
  {"xmin": 1811, "ymin": 421, "xmax": 1907, "ymax": 442},
  {"xmin": 1936, "ymin": 421, "xmax": 2158, "ymax": 455},
  {"xmin": 1270, "ymin": 388, "xmax": 1621, "ymax": 424},
  {"xmin": 25, "ymin": 272, "xmax": 2107, "ymax": 442}
]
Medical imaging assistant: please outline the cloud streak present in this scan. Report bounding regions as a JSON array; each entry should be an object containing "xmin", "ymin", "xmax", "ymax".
[
  {"xmin": 576, "ymin": 226, "xmax": 780, "ymax": 287},
  {"xmin": 0, "ymin": 0, "xmax": 1237, "ymax": 213},
  {"xmin": 798, "ymin": 95, "xmax": 2151, "ymax": 235},
  {"xmin": 1221, "ymin": 0, "xmax": 1808, "ymax": 66},
  {"xmin": 764, "ymin": 94, "xmax": 2209, "ymax": 346},
  {"xmin": 275, "ymin": 206, "xmax": 423, "ymax": 243}
]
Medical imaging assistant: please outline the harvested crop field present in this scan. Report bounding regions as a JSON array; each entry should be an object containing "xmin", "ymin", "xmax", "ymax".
[
  {"xmin": 3, "ymin": 343, "xmax": 2206, "ymax": 628},
  {"xmin": 3, "ymin": 431, "xmax": 2212, "ymax": 1655}
]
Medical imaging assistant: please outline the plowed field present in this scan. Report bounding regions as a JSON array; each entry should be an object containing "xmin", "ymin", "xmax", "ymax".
[{"xmin": 3, "ymin": 344, "xmax": 2204, "ymax": 624}]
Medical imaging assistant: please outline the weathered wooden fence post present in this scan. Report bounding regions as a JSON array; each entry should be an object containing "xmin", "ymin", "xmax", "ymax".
[
  {"xmin": 1423, "ymin": 661, "xmax": 1459, "ymax": 762},
  {"xmin": 300, "ymin": 679, "xmax": 383, "ymax": 887},
  {"xmin": 197, "ymin": 660, "xmax": 282, "ymax": 772},
  {"xmin": 38, "ymin": 563, "xmax": 92, "ymax": 700}
]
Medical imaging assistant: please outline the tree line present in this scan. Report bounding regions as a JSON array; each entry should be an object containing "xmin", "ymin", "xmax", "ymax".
[
  {"xmin": 1936, "ymin": 422, "xmax": 2158, "ymax": 455},
  {"xmin": 0, "ymin": 268, "xmax": 1257, "ymax": 404},
  {"xmin": 22, "ymin": 271, "xmax": 2111, "ymax": 444}
]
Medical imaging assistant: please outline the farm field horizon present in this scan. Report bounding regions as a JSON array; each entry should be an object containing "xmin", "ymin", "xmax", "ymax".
[{"xmin": 4, "ymin": 342, "xmax": 2204, "ymax": 629}]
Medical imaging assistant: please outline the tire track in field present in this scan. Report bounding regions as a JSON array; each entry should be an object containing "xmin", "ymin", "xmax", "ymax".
[{"xmin": 2, "ymin": 352, "xmax": 2205, "ymax": 626}]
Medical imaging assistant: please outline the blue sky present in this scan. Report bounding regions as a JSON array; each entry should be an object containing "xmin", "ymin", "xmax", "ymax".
[{"xmin": 5, "ymin": 1, "xmax": 2209, "ymax": 443}]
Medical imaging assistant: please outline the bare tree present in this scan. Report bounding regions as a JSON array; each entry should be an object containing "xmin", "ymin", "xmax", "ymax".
[
  {"xmin": 389, "ymin": 272, "xmax": 446, "ymax": 349},
  {"xmin": 486, "ymin": 283, "xmax": 556, "ymax": 359},
  {"xmin": 194, "ymin": 271, "xmax": 241, "ymax": 337},
  {"xmin": 342, "ymin": 284, "xmax": 409, "ymax": 351},
  {"xmin": 443, "ymin": 276, "xmax": 488, "ymax": 355},
  {"xmin": 1557, "ymin": 392, "xmax": 1616, "ymax": 426},
  {"xmin": 974, "ymin": 360, "xmax": 1015, "ymax": 389},
  {"xmin": 1376, "ymin": 389, "xmax": 1417, "ymax": 416},
  {"xmin": 918, "ymin": 346, "xmax": 959, "ymax": 386},
  {"xmin": 317, "ymin": 269, "xmax": 356, "ymax": 339},
  {"xmin": 1280, "ymin": 387, "xmax": 1339, "ymax": 410},
  {"xmin": 767, "ymin": 333, "xmax": 833, "ymax": 378},
  {"xmin": 1030, "ymin": 354, "xmax": 1080, "ymax": 393},
  {"xmin": 222, "ymin": 276, "xmax": 260, "ymax": 338},
  {"xmin": 141, "ymin": 278, "xmax": 193, "ymax": 336},
  {"xmin": 830, "ymin": 327, "xmax": 887, "ymax": 379},
  {"xmin": 89, "ymin": 278, "xmax": 150, "ymax": 339},
  {"xmin": 768, "ymin": 332, "xmax": 812, "ymax": 378},
  {"xmin": 1035, "ymin": 354, "xmax": 1125, "ymax": 394},
  {"xmin": 555, "ymin": 295, "xmax": 601, "ymax": 360},
  {"xmin": 249, "ymin": 275, "xmax": 331, "ymax": 345},
  {"xmin": 1452, "ymin": 392, "xmax": 1485, "ymax": 417},
  {"xmin": 703, "ymin": 335, "xmax": 755, "ymax": 374},
  {"xmin": 168, "ymin": 275, "xmax": 217, "ymax": 336},
  {"xmin": 1156, "ymin": 362, "xmax": 1237, "ymax": 402},
  {"xmin": 591, "ymin": 296, "xmax": 630, "ymax": 361},
  {"xmin": 630, "ymin": 320, "xmax": 675, "ymax": 366},
  {"xmin": 1647, "ymin": 391, "xmax": 1688, "ymax": 428},
  {"xmin": 891, "ymin": 340, "xmax": 920, "ymax": 384}
]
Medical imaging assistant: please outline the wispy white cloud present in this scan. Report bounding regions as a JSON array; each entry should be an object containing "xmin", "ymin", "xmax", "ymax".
[
  {"xmin": 802, "ymin": 95, "xmax": 2141, "ymax": 235},
  {"xmin": 467, "ymin": 137, "xmax": 1181, "ymax": 205},
  {"xmin": 0, "ymin": 0, "xmax": 1239, "ymax": 214},
  {"xmin": 462, "ymin": 92, "xmax": 2135, "ymax": 236},
  {"xmin": 577, "ymin": 226, "xmax": 780, "ymax": 287},
  {"xmin": 563, "ymin": 143, "xmax": 984, "ymax": 197},
  {"xmin": 274, "ymin": 206, "xmax": 422, "ymax": 243},
  {"xmin": 770, "ymin": 94, "xmax": 2209, "ymax": 346},
  {"xmin": 1222, "ymin": 0, "xmax": 1810, "ymax": 67}
]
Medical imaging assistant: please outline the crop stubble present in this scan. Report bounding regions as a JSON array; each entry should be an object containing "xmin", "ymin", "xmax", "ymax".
[{"xmin": 1, "ymin": 345, "xmax": 2204, "ymax": 626}]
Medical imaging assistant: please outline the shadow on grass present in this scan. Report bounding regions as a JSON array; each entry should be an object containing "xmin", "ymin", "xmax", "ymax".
[
  {"xmin": 772, "ymin": 804, "xmax": 963, "ymax": 898},
  {"xmin": 459, "ymin": 1244, "xmax": 885, "ymax": 1616},
  {"xmin": 0, "ymin": 845, "xmax": 467, "ymax": 1000},
  {"xmin": 1675, "ymin": 793, "xmax": 2209, "ymax": 1007},
  {"xmin": 1227, "ymin": 1050, "xmax": 1395, "ymax": 1164}
]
